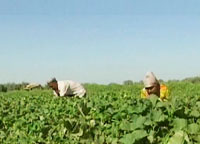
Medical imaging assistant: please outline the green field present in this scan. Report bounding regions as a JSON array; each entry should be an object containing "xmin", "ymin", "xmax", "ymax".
[{"xmin": 0, "ymin": 82, "xmax": 200, "ymax": 144}]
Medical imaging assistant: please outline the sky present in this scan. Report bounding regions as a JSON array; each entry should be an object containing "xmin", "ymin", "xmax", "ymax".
[{"xmin": 0, "ymin": 0, "xmax": 200, "ymax": 85}]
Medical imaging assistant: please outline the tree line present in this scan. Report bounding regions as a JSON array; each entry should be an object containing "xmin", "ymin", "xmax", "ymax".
[{"xmin": 0, "ymin": 76, "xmax": 200, "ymax": 92}]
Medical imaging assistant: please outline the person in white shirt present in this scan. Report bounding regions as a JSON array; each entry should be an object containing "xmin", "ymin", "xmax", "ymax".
[{"xmin": 47, "ymin": 78, "xmax": 86, "ymax": 98}]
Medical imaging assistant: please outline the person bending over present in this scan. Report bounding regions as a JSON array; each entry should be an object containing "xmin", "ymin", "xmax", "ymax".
[
  {"xmin": 48, "ymin": 78, "xmax": 86, "ymax": 98},
  {"xmin": 141, "ymin": 72, "xmax": 169, "ymax": 101}
]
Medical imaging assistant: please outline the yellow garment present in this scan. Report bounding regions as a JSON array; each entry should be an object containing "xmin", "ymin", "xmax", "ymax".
[{"xmin": 141, "ymin": 84, "xmax": 169, "ymax": 101}]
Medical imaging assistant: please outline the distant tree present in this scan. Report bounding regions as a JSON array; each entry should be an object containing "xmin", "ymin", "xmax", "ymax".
[
  {"xmin": 5, "ymin": 83, "xmax": 16, "ymax": 91},
  {"xmin": 20, "ymin": 82, "xmax": 29, "ymax": 89},
  {"xmin": 0, "ymin": 82, "xmax": 30, "ymax": 92},
  {"xmin": 0, "ymin": 84, "xmax": 7, "ymax": 92},
  {"xmin": 43, "ymin": 84, "xmax": 50, "ymax": 89},
  {"xmin": 183, "ymin": 76, "xmax": 200, "ymax": 83},
  {"xmin": 159, "ymin": 79, "xmax": 164, "ymax": 83},
  {"xmin": 108, "ymin": 83, "xmax": 121, "ymax": 86},
  {"xmin": 123, "ymin": 80, "xmax": 134, "ymax": 85},
  {"xmin": 138, "ymin": 80, "xmax": 143, "ymax": 84},
  {"xmin": 167, "ymin": 79, "xmax": 180, "ymax": 83}
]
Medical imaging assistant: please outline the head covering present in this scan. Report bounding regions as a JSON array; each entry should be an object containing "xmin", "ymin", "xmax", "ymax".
[{"xmin": 143, "ymin": 72, "xmax": 159, "ymax": 88}]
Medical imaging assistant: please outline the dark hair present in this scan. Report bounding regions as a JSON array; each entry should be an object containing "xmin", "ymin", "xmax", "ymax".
[{"xmin": 48, "ymin": 78, "xmax": 57, "ymax": 83}]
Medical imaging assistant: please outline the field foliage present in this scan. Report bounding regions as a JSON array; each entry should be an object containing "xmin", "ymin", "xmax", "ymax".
[{"xmin": 0, "ymin": 82, "xmax": 200, "ymax": 143}]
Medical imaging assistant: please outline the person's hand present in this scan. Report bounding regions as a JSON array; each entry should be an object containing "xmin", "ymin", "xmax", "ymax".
[{"xmin": 55, "ymin": 90, "xmax": 60, "ymax": 96}]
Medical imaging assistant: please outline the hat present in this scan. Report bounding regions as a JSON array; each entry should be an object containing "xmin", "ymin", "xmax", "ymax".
[{"xmin": 143, "ymin": 72, "xmax": 159, "ymax": 88}]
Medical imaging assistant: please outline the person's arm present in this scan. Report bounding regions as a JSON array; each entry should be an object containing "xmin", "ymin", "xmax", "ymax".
[
  {"xmin": 59, "ymin": 90, "xmax": 66, "ymax": 97},
  {"xmin": 53, "ymin": 90, "xmax": 59, "ymax": 97},
  {"xmin": 59, "ymin": 82, "xmax": 69, "ymax": 97},
  {"xmin": 160, "ymin": 89, "xmax": 169, "ymax": 101},
  {"xmin": 160, "ymin": 86, "xmax": 169, "ymax": 101},
  {"xmin": 141, "ymin": 88, "xmax": 147, "ymax": 99}
]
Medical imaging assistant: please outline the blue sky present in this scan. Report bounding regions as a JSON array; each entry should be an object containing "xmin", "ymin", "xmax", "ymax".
[{"xmin": 0, "ymin": 0, "xmax": 200, "ymax": 84}]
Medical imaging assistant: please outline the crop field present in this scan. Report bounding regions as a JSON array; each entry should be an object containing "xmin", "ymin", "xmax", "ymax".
[{"xmin": 0, "ymin": 82, "xmax": 200, "ymax": 144}]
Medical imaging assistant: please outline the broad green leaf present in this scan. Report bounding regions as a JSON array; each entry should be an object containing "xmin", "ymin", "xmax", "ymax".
[
  {"xmin": 192, "ymin": 134, "xmax": 200, "ymax": 142},
  {"xmin": 132, "ymin": 105, "xmax": 145, "ymax": 114},
  {"xmin": 156, "ymin": 101, "xmax": 165, "ymax": 108},
  {"xmin": 173, "ymin": 118, "xmax": 187, "ymax": 130},
  {"xmin": 98, "ymin": 135, "xmax": 105, "ymax": 144},
  {"xmin": 167, "ymin": 131, "xmax": 184, "ymax": 144},
  {"xmin": 187, "ymin": 123, "xmax": 200, "ymax": 134},
  {"xmin": 120, "ymin": 130, "xmax": 147, "ymax": 144},
  {"xmin": 144, "ymin": 118, "xmax": 152, "ymax": 126},
  {"xmin": 149, "ymin": 95, "xmax": 159, "ymax": 107},
  {"xmin": 196, "ymin": 101, "xmax": 200, "ymax": 107},
  {"xmin": 120, "ymin": 120, "xmax": 131, "ymax": 131},
  {"xmin": 147, "ymin": 130, "xmax": 155, "ymax": 143},
  {"xmin": 130, "ymin": 116, "xmax": 146, "ymax": 130},
  {"xmin": 120, "ymin": 133, "xmax": 133, "ymax": 144},
  {"xmin": 111, "ymin": 138, "xmax": 118, "ymax": 144},
  {"xmin": 151, "ymin": 109, "xmax": 166, "ymax": 122},
  {"xmin": 190, "ymin": 110, "xmax": 200, "ymax": 118},
  {"xmin": 132, "ymin": 130, "xmax": 148, "ymax": 140}
]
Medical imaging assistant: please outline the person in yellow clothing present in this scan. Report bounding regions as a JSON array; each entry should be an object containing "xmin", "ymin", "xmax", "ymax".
[{"xmin": 141, "ymin": 72, "xmax": 169, "ymax": 101}]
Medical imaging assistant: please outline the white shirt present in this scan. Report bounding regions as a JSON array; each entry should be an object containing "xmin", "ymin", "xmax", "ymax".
[{"xmin": 53, "ymin": 80, "xmax": 86, "ymax": 98}]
